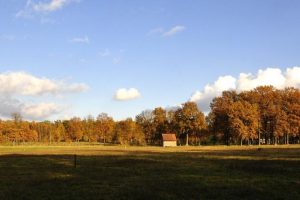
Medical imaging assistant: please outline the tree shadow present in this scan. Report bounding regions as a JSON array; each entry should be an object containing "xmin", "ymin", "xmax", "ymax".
[{"xmin": 0, "ymin": 150, "xmax": 299, "ymax": 199}]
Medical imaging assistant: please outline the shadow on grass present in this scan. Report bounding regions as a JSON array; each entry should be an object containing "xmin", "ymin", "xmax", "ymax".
[{"xmin": 0, "ymin": 151, "xmax": 299, "ymax": 200}]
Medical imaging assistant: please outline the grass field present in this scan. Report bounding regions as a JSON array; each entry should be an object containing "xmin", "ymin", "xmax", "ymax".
[{"xmin": 0, "ymin": 145, "xmax": 300, "ymax": 200}]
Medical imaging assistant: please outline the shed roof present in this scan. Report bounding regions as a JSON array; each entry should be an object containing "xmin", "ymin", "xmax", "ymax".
[{"xmin": 162, "ymin": 134, "xmax": 177, "ymax": 141}]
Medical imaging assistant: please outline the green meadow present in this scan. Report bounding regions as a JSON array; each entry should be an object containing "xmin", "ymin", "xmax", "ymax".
[{"xmin": 0, "ymin": 145, "xmax": 300, "ymax": 200}]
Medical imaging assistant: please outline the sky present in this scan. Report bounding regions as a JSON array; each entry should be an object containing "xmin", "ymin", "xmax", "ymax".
[{"xmin": 0, "ymin": 0, "xmax": 300, "ymax": 121}]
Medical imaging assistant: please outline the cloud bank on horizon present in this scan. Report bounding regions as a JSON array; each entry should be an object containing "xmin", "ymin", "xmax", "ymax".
[
  {"xmin": 0, "ymin": 71, "xmax": 88, "ymax": 120},
  {"xmin": 0, "ymin": 67, "xmax": 299, "ymax": 120},
  {"xmin": 190, "ymin": 67, "xmax": 300, "ymax": 112}
]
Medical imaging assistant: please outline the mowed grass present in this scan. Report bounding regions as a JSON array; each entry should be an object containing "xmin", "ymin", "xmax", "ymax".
[{"xmin": 0, "ymin": 145, "xmax": 300, "ymax": 200}]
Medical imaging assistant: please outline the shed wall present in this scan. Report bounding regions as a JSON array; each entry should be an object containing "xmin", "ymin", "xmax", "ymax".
[{"xmin": 163, "ymin": 141, "xmax": 177, "ymax": 147}]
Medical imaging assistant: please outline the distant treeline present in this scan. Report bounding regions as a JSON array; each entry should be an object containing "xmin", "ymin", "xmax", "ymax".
[{"xmin": 0, "ymin": 86, "xmax": 299, "ymax": 145}]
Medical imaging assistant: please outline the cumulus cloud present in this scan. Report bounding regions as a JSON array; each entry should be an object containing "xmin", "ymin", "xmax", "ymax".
[
  {"xmin": 0, "ymin": 97, "xmax": 23, "ymax": 118},
  {"xmin": 0, "ymin": 71, "xmax": 88, "ymax": 96},
  {"xmin": 162, "ymin": 25, "xmax": 186, "ymax": 37},
  {"xmin": 190, "ymin": 67, "xmax": 300, "ymax": 112},
  {"xmin": 70, "ymin": 36, "xmax": 89, "ymax": 44},
  {"xmin": 237, "ymin": 68, "xmax": 286, "ymax": 91},
  {"xmin": 190, "ymin": 76, "xmax": 236, "ymax": 111},
  {"xmin": 16, "ymin": 0, "xmax": 79, "ymax": 18},
  {"xmin": 0, "ymin": 71, "xmax": 88, "ymax": 120},
  {"xmin": 21, "ymin": 102, "xmax": 62, "ymax": 120},
  {"xmin": 0, "ymin": 96, "xmax": 62, "ymax": 120},
  {"xmin": 286, "ymin": 67, "xmax": 300, "ymax": 87},
  {"xmin": 114, "ymin": 88, "xmax": 141, "ymax": 101}
]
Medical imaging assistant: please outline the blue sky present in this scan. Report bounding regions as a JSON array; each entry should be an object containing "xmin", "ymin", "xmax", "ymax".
[{"xmin": 1, "ymin": 0, "xmax": 300, "ymax": 121}]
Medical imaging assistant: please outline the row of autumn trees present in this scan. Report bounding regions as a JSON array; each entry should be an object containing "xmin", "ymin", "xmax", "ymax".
[
  {"xmin": 0, "ymin": 86, "xmax": 299, "ymax": 145},
  {"xmin": 0, "ymin": 113, "xmax": 144, "ymax": 145},
  {"xmin": 208, "ymin": 86, "xmax": 300, "ymax": 145}
]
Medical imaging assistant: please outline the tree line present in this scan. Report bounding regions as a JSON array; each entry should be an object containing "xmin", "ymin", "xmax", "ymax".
[{"xmin": 0, "ymin": 86, "xmax": 299, "ymax": 145}]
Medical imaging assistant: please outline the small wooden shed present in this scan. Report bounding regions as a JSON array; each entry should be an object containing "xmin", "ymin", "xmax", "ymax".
[{"xmin": 162, "ymin": 134, "xmax": 177, "ymax": 147}]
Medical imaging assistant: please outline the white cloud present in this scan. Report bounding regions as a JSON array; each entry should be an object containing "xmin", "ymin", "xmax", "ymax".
[
  {"xmin": 0, "ymin": 71, "xmax": 88, "ymax": 120},
  {"xmin": 147, "ymin": 28, "xmax": 164, "ymax": 36},
  {"xmin": 0, "ymin": 97, "xmax": 23, "ymax": 118},
  {"xmin": 147, "ymin": 25, "xmax": 186, "ymax": 37},
  {"xmin": 162, "ymin": 25, "xmax": 186, "ymax": 37},
  {"xmin": 114, "ymin": 88, "xmax": 141, "ymax": 101},
  {"xmin": 98, "ymin": 49, "xmax": 111, "ymax": 57},
  {"xmin": 70, "ymin": 36, "xmax": 89, "ymax": 44},
  {"xmin": 16, "ymin": 0, "xmax": 79, "ymax": 18},
  {"xmin": 21, "ymin": 102, "xmax": 62, "ymax": 120},
  {"xmin": 237, "ymin": 68, "xmax": 286, "ymax": 91},
  {"xmin": 190, "ymin": 76, "xmax": 236, "ymax": 111},
  {"xmin": 0, "ymin": 71, "xmax": 88, "ymax": 96},
  {"xmin": 285, "ymin": 67, "xmax": 300, "ymax": 88},
  {"xmin": 0, "ymin": 96, "xmax": 62, "ymax": 120},
  {"xmin": 190, "ymin": 67, "xmax": 300, "ymax": 112},
  {"xmin": 33, "ymin": 0, "xmax": 74, "ymax": 12}
]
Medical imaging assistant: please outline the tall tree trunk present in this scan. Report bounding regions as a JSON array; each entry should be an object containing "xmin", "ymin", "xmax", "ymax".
[
  {"xmin": 225, "ymin": 130, "xmax": 229, "ymax": 146},
  {"xmin": 185, "ymin": 133, "xmax": 188, "ymax": 146}
]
